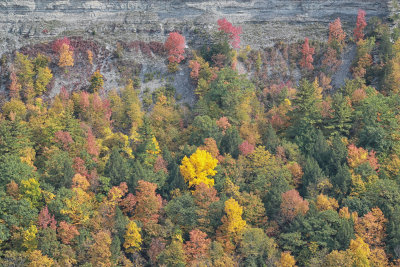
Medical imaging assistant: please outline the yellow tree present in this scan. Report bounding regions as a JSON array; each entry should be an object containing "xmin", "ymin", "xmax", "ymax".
[
  {"xmin": 123, "ymin": 221, "xmax": 142, "ymax": 253},
  {"xmin": 61, "ymin": 175, "xmax": 93, "ymax": 225},
  {"xmin": 89, "ymin": 230, "xmax": 112, "ymax": 267},
  {"xmin": 20, "ymin": 178, "xmax": 42, "ymax": 209},
  {"xmin": 58, "ymin": 43, "xmax": 74, "ymax": 69},
  {"xmin": 348, "ymin": 236, "xmax": 370, "ymax": 267},
  {"xmin": 223, "ymin": 198, "xmax": 246, "ymax": 235},
  {"xmin": 2, "ymin": 98, "xmax": 27, "ymax": 120},
  {"xmin": 315, "ymin": 194, "xmax": 339, "ymax": 211},
  {"xmin": 278, "ymin": 251, "xmax": 297, "ymax": 267},
  {"xmin": 87, "ymin": 49, "xmax": 94, "ymax": 65},
  {"xmin": 324, "ymin": 250, "xmax": 352, "ymax": 267},
  {"xmin": 180, "ymin": 149, "xmax": 218, "ymax": 188},
  {"xmin": 28, "ymin": 250, "xmax": 54, "ymax": 267},
  {"xmin": 23, "ymin": 225, "xmax": 38, "ymax": 250},
  {"xmin": 34, "ymin": 66, "xmax": 53, "ymax": 95}
]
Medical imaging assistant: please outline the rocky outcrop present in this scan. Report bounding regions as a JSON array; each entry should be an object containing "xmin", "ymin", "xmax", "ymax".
[{"xmin": 0, "ymin": 0, "xmax": 390, "ymax": 54}]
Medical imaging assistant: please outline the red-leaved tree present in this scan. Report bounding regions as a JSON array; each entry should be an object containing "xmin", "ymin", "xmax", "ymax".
[
  {"xmin": 354, "ymin": 9, "xmax": 367, "ymax": 42},
  {"xmin": 300, "ymin": 37, "xmax": 315, "ymax": 71},
  {"xmin": 217, "ymin": 18, "xmax": 242, "ymax": 48},
  {"xmin": 54, "ymin": 131, "xmax": 74, "ymax": 150},
  {"xmin": 239, "ymin": 140, "xmax": 255, "ymax": 156},
  {"xmin": 280, "ymin": 189, "xmax": 309, "ymax": 222},
  {"xmin": 52, "ymin": 37, "xmax": 73, "ymax": 53},
  {"xmin": 164, "ymin": 32, "xmax": 185, "ymax": 63},
  {"xmin": 38, "ymin": 206, "xmax": 57, "ymax": 230},
  {"xmin": 86, "ymin": 128, "xmax": 99, "ymax": 158}
]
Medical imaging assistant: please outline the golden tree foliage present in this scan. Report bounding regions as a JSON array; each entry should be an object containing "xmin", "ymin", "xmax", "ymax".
[
  {"xmin": 180, "ymin": 149, "xmax": 218, "ymax": 188},
  {"xmin": 315, "ymin": 194, "xmax": 339, "ymax": 211},
  {"xmin": 2, "ymin": 98, "xmax": 27, "ymax": 120},
  {"xmin": 87, "ymin": 49, "xmax": 94, "ymax": 65},
  {"xmin": 146, "ymin": 136, "xmax": 160, "ymax": 155},
  {"xmin": 339, "ymin": 206, "xmax": 358, "ymax": 221},
  {"xmin": 28, "ymin": 250, "xmax": 54, "ymax": 267},
  {"xmin": 123, "ymin": 221, "xmax": 142, "ymax": 253},
  {"xmin": 72, "ymin": 173, "xmax": 90, "ymax": 191},
  {"xmin": 23, "ymin": 225, "xmax": 38, "ymax": 251},
  {"xmin": 150, "ymin": 94, "xmax": 181, "ymax": 150},
  {"xmin": 58, "ymin": 43, "xmax": 74, "ymax": 68},
  {"xmin": 61, "ymin": 186, "xmax": 93, "ymax": 225},
  {"xmin": 34, "ymin": 66, "xmax": 52, "ymax": 95},
  {"xmin": 348, "ymin": 236, "xmax": 370, "ymax": 267},
  {"xmin": 223, "ymin": 198, "xmax": 246, "ymax": 235},
  {"xmin": 20, "ymin": 146, "xmax": 36, "ymax": 167},
  {"xmin": 20, "ymin": 178, "xmax": 42, "ymax": 208},
  {"xmin": 369, "ymin": 248, "xmax": 389, "ymax": 267},
  {"xmin": 324, "ymin": 250, "xmax": 352, "ymax": 267},
  {"xmin": 278, "ymin": 251, "xmax": 297, "ymax": 267},
  {"xmin": 89, "ymin": 230, "xmax": 112, "ymax": 267}
]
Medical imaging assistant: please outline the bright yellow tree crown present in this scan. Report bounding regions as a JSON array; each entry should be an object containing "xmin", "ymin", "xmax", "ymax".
[
  {"xmin": 224, "ymin": 197, "xmax": 246, "ymax": 234},
  {"xmin": 179, "ymin": 149, "xmax": 218, "ymax": 188}
]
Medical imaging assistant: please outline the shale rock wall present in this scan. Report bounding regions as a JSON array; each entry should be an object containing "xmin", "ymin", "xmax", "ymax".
[{"xmin": 0, "ymin": 0, "xmax": 390, "ymax": 53}]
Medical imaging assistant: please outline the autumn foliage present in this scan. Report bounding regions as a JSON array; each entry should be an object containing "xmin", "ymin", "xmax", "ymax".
[
  {"xmin": 164, "ymin": 32, "xmax": 185, "ymax": 63},
  {"xmin": 2, "ymin": 10, "xmax": 400, "ymax": 267},
  {"xmin": 300, "ymin": 37, "xmax": 315, "ymax": 71},
  {"xmin": 180, "ymin": 149, "xmax": 218, "ymax": 188},
  {"xmin": 280, "ymin": 189, "xmax": 309, "ymax": 222},
  {"xmin": 58, "ymin": 43, "xmax": 74, "ymax": 68},
  {"xmin": 217, "ymin": 18, "xmax": 242, "ymax": 48},
  {"xmin": 354, "ymin": 9, "xmax": 367, "ymax": 42},
  {"xmin": 328, "ymin": 18, "xmax": 346, "ymax": 50}
]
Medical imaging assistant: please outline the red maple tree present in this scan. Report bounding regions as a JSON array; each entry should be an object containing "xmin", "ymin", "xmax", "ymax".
[
  {"xmin": 164, "ymin": 32, "xmax": 186, "ymax": 63},
  {"xmin": 280, "ymin": 189, "xmax": 309, "ymax": 222},
  {"xmin": 38, "ymin": 206, "xmax": 57, "ymax": 230},
  {"xmin": 300, "ymin": 38, "xmax": 315, "ymax": 71},
  {"xmin": 354, "ymin": 9, "xmax": 367, "ymax": 42},
  {"xmin": 239, "ymin": 140, "xmax": 255, "ymax": 156},
  {"xmin": 217, "ymin": 18, "xmax": 242, "ymax": 48}
]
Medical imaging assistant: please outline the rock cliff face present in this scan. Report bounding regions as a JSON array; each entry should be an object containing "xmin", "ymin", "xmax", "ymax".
[
  {"xmin": 0, "ymin": 0, "xmax": 390, "ymax": 101},
  {"xmin": 0, "ymin": 0, "xmax": 390, "ymax": 53}
]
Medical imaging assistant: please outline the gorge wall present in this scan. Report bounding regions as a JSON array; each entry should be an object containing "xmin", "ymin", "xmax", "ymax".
[
  {"xmin": 0, "ymin": 0, "xmax": 390, "ymax": 53},
  {"xmin": 0, "ymin": 0, "xmax": 391, "ymax": 101}
]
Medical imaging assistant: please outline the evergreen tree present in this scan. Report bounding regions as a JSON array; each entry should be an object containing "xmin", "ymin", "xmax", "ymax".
[{"xmin": 104, "ymin": 148, "xmax": 130, "ymax": 186}]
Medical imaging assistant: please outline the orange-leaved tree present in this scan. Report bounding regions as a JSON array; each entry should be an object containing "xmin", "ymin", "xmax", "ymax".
[{"xmin": 328, "ymin": 18, "xmax": 346, "ymax": 51}]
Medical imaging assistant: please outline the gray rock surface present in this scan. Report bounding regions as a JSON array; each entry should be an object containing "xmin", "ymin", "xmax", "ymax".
[
  {"xmin": 0, "ymin": 0, "xmax": 390, "ymax": 54},
  {"xmin": 0, "ymin": 0, "xmax": 390, "ymax": 104}
]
